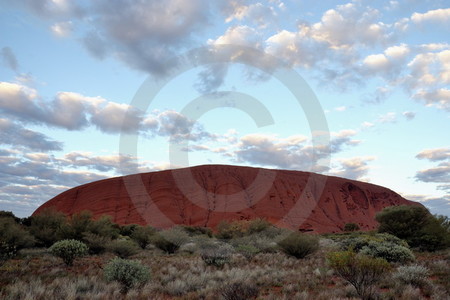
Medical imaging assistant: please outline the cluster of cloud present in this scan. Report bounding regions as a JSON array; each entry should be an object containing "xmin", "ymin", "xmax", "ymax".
[
  {"xmin": 7, "ymin": 1, "xmax": 449, "ymax": 111},
  {"xmin": 0, "ymin": 148, "xmax": 171, "ymax": 216},
  {"xmin": 0, "ymin": 81, "xmax": 213, "ymax": 142},
  {"xmin": 415, "ymin": 147, "xmax": 450, "ymax": 192},
  {"xmin": 182, "ymin": 129, "xmax": 365, "ymax": 177}
]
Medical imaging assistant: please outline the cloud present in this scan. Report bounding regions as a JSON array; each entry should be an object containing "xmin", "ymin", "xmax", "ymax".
[
  {"xmin": 415, "ymin": 147, "xmax": 450, "ymax": 184},
  {"xmin": 416, "ymin": 148, "xmax": 450, "ymax": 162},
  {"xmin": 403, "ymin": 194, "xmax": 450, "ymax": 216},
  {"xmin": 90, "ymin": 102, "xmax": 144, "ymax": 134},
  {"xmin": 0, "ymin": 118, "xmax": 63, "ymax": 151},
  {"xmin": 413, "ymin": 88, "xmax": 450, "ymax": 111},
  {"xmin": 377, "ymin": 112, "xmax": 397, "ymax": 123},
  {"xmin": 51, "ymin": 21, "xmax": 73, "ymax": 37},
  {"xmin": 402, "ymin": 111, "xmax": 416, "ymax": 120},
  {"xmin": 411, "ymin": 8, "xmax": 450, "ymax": 24},
  {"xmin": 330, "ymin": 156, "xmax": 376, "ymax": 181},
  {"xmin": 228, "ymin": 129, "xmax": 359, "ymax": 171},
  {"xmin": 225, "ymin": 2, "xmax": 278, "ymax": 28},
  {"xmin": 1, "ymin": 47, "xmax": 18, "ymax": 71}
]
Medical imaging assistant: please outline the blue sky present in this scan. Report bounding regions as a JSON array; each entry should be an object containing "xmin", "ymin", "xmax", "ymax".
[{"xmin": 0, "ymin": 0, "xmax": 449, "ymax": 218}]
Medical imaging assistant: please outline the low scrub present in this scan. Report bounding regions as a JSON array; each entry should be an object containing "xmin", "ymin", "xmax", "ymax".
[
  {"xmin": 108, "ymin": 239, "xmax": 140, "ymax": 258},
  {"xmin": 221, "ymin": 282, "xmax": 259, "ymax": 300},
  {"xmin": 104, "ymin": 258, "xmax": 150, "ymax": 292},
  {"xmin": 327, "ymin": 250, "xmax": 391, "ymax": 300},
  {"xmin": 49, "ymin": 239, "xmax": 88, "ymax": 266},
  {"xmin": 359, "ymin": 241, "xmax": 415, "ymax": 263},
  {"xmin": 393, "ymin": 264, "xmax": 430, "ymax": 288},
  {"xmin": 200, "ymin": 243, "xmax": 233, "ymax": 268},
  {"xmin": 277, "ymin": 232, "xmax": 319, "ymax": 259}
]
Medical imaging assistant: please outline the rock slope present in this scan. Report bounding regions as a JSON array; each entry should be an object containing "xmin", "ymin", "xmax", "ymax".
[{"xmin": 33, "ymin": 164, "xmax": 421, "ymax": 233}]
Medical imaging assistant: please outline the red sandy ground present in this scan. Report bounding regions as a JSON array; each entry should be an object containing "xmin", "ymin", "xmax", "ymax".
[{"xmin": 33, "ymin": 165, "xmax": 421, "ymax": 233}]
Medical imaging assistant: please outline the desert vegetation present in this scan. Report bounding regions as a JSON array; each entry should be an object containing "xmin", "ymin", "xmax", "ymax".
[{"xmin": 0, "ymin": 206, "xmax": 449, "ymax": 299}]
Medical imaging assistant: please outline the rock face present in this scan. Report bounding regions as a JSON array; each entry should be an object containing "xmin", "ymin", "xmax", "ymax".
[{"xmin": 33, "ymin": 165, "xmax": 421, "ymax": 233}]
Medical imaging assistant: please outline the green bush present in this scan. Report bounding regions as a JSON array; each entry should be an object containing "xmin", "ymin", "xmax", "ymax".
[
  {"xmin": 327, "ymin": 250, "xmax": 391, "ymax": 300},
  {"xmin": 277, "ymin": 232, "xmax": 319, "ymax": 259},
  {"xmin": 49, "ymin": 239, "xmax": 88, "ymax": 266},
  {"xmin": 30, "ymin": 208, "xmax": 67, "ymax": 247},
  {"xmin": 200, "ymin": 244, "xmax": 232, "ymax": 268},
  {"xmin": 152, "ymin": 227, "xmax": 190, "ymax": 254},
  {"xmin": 0, "ymin": 217, "xmax": 35, "ymax": 258},
  {"xmin": 61, "ymin": 211, "xmax": 93, "ymax": 240},
  {"xmin": 82, "ymin": 232, "xmax": 111, "ymax": 254},
  {"xmin": 235, "ymin": 244, "xmax": 260, "ymax": 261},
  {"xmin": 344, "ymin": 223, "xmax": 360, "ymax": 232},
  {"xmin": 215, "ymin": 220, "xmax": 248, "ymax": 239},
  {"xmin": 393, "ymin": 264, "xmax": 430, "ymax": 288},
  {"xmin": 337, "ymin": 233, "xmax": 408, "ymax": 252},
  {"xmin": 130, "ymin": 225, "xmax": 156, "ymax": 249},
  {"xmin": 104, "ymin": 258, "xmax": 150, "ymax": 292},
  {"xmin": 108, "ymin": 239, "xmax": 140, "ymax": 258},
  {"xmin": 248, "ymin": 218, "xmax": 272, "ymax": 234},
  {"xmin": 181, "ymin": 225, "xmax": 213, "ymax": 237},
  {"xmin": 376, "ymin": 205, "xmax": 450, "ymax": 251},
  {"xmin": 88, "ymin": 215, "xmax": 120, "ymax": 239},
  {"xmin": 359, "ymin": 241, "xmax": 415, "ymax": 263},
  {"xmin": 120, "ymin": 224, "xmax": 139, "ymax": 236}
]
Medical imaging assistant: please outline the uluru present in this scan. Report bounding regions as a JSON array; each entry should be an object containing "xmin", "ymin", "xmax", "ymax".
[{"xmin": 33, "ymin": 165, "xmax": 421, "ymax": 233}]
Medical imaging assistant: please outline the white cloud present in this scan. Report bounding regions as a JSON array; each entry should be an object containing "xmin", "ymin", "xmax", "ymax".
[
  {"xmin": 416, "ymin": 148, "xmax": 450, "ymax": 162},
  {"xmin": 50, "ymin": 21, "xmax": 73, "ymax": 37},
  {"xmin": 330, "ymin": 156, "xmax": 376, "ymax": 181},
  {"xmin": 411, "ymin": 8, "xmax": 450, "ymax": 24}
]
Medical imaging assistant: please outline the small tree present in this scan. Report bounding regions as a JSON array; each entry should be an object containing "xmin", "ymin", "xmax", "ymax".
[
  {"xmin": 328, "ymin": 250, "xmax": 391, "ymax": 300},
  {"xmin": 49, "ymin": 239, "xmax": 88, "ymax": 266},
  {"xmin": 277, "ymin": 232, "xmax": 319, "ymax": 259},
  {"xmin": 104, "ymin": 258, "xmax": 150, "ymax": 292},
  {"xmin": 30, "ymin": 208, "xmax": 67, "ymax": 247},
  {"xmin": 376, "ymin": 205, "xmax": 450, "ymax": 251}
]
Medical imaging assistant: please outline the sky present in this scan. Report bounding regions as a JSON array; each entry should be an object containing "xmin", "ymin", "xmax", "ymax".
[{"xmin": 0, "ymin": 0, "xmax": 449, "ymax": 218}]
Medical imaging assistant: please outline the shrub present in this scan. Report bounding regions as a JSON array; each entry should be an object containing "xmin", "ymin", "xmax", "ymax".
[
  {"xmin": 359, "ymin": 241, "xmax": 415, "ymax": 263},
  {"xmin": 376, "ymin": 205, "xmax": 450, "ymax": 251},
  {"xmin": 120, "ymin": 224, "xmax": 139, "ymax": 236},
  {"xmin": 108, "ymin": 239, "xmax": 140, "ymax": 258},
  {"xmin": 327, "ymin": 250, "xmax": 391, "ymax": 300},
  {"xmin": 337, "ymin": 233, "xmax": 408, "ymax": 252},
  {"xmin": 393, "ymin": 264, "xmax": 430, "ymax": 288},
  {"xmin": 248, "ymin": 218, "xmax": 272, "ymax": 234},
  {"xmin": 152, "ymin": 227, "xmax": 190, "ymax": 254},
  {"xmin": 215, "ymin": 220, "xmax": 248, "ymax": 239},
  {"xmin": 104, "ymin": 258, "xmax": 150, "ymax": 292},
  {"xmin": 200, "ymin": 243, "xmax": 232, "ymax": 268},
  {"xmin": 221, "ymin": 282, "xmax": 259, "ymax": 300},
  {"xmin": 30, "ymin": 208, "xmax": 67, "ymax": 247},
  {"xmin": 235, "ymin": 244, "xmax": 260, "ymax": 261},
  {"xmin": 344, "ymin": 223, "xmax": 360, "ymax": 232},
  {"xmin": 88, "ymin": 215, "xmax": 120, "ymax": 239},
  {"xmin": 82, "ymin": 232, "xmax": 111, "ymax": 254},
  {"xmin": 277, "ymin": 232, "xmax": 319, "ymax": 259},
  {"xmin": 376, "ymin": 205, "xmax": 430, "ymax": 240},
  {"xmin": 61, "ymin": 211, "xmax": 93, "ymax": 240},
  {"xmin": 181, "ymin": 225, "xmax": 213, "ymax": 237},
  {"xmin": 0, "ymin": 217, "xmax": 35, "ymax": 258},
  {"xmin": 130, "ymin": 225, "xmax": 156, "ymax": 249},
  {"xmin": 49, "ymin": 239, "xmax": 88, "ymax": 266}
]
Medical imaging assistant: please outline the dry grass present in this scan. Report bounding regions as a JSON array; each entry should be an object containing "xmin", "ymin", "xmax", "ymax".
[{"xmin": 0, "ymin": 240, "xmax": 449, "ymax": 299}]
